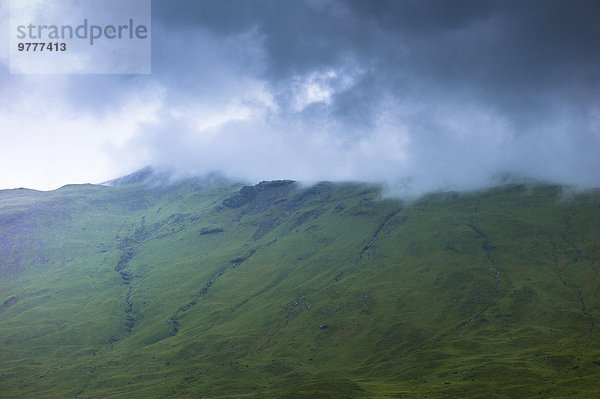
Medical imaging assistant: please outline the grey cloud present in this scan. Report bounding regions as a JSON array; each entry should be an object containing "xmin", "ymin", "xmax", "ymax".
[
  {"xmin": 150, "ymin": 0, "xmax": 600, "ymax": 124},
  {"xmin": 139, "ymin": 0, "xmax": 600, "ymax": 193},
  {"xmin": 1, "ymin": 0, "xmax": 598, "ymax": 193}
]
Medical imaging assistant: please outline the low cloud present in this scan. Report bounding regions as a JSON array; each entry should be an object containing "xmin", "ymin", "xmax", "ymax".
[{"xmin": 1, "ymin": 0, "xmax": 599, "ymax": 194}]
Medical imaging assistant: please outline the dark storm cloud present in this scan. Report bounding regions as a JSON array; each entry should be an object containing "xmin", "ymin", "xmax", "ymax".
[
  {"xmin": 63, "ymin": 0, "xmax": 600, "ymax": 128},
  {"xmin": 151, "ymin": 0, "xmax": 600, "ymax": 126},
  {"xmin": 153, "ymin": 0, "xmax": 369, "ymax": 76},
  {"xmin": 3, "ymin": 0, "xmax": 596, "ymax": 191},
  {"xmin": 135, "ymin": 0, "xmax": 600, "ymax": 193}
]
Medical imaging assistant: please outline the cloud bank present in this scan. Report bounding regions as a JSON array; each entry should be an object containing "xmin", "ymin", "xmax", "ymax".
[{"xmin": 0, "ymin": 0, "xmax": 599, "ymax": 194}]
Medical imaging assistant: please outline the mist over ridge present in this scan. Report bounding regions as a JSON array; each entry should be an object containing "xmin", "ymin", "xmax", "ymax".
[{"xmin": 0, "ymin": 0, "xmax": 598, "ymax": 194}]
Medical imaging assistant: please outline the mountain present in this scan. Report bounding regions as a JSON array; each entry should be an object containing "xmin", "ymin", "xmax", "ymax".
[{"xmin": 1, "ymin": 171, "xmax": 599, "ymax": 398}]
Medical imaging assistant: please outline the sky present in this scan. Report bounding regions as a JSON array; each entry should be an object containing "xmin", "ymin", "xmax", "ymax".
[{"xmin": 0, "ymin": 0, "xmax": 599, "ymax": 194}]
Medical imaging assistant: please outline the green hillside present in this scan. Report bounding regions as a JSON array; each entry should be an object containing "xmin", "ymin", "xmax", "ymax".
[{"xmin": 1, "ymin": 171, "xmax": 599, "ymax": 398}]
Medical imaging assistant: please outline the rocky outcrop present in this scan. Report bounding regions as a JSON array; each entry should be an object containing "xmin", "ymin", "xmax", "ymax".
[
  {"xmin": 222, "ymin": 180, "xmax": 296, "ymax": 209},
  {"xmin": 199, "ymin": 227, "xmax": 224, "ymax": 235},
  {"xmin": 113, "ymin": 218, "xmax": 150, "ymax": 340}
]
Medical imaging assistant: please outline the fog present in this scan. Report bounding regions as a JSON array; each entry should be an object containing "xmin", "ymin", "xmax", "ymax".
[{"xmin": 1, "ymin": 0, "xmax": 598, "ymax": 194}]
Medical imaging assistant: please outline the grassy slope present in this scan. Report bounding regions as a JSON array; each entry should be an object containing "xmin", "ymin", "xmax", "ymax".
[{"xmin": 0, "ymin": 177, "xmax": 599, "ymax": 398}]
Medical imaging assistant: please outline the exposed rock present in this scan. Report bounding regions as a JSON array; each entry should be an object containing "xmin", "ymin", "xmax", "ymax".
[
  {"xmin": 1, "ymin": 295, "xmax": 18, "ymax": 308},
  {"xmin": 223, "ymin": 185, "xmax": 258, "ymax": 208},
  {"xmin": 291, "ymin": 209, "xmax": 325, "ymax": 229},
  {"xmin": 222, "ymin": 180, "xmax": 296, "ymax": 209},
  {"xmin": 199, "ymin": 227, "xmax": 224, "ymax": 235},
  {"xmin": 114, "ymin": 220, "xmax": 150, "ymax": 338},
  {"xmin": 287, "ymin": 296, "xmax": 312, "ymax": 322},
  {"xmin": 230, "ymin": 249, "xmax": 256, "ymax": 266},
  {"xmin": 334, "ymin": 271, "xmax": 345, "ymax": 281}
]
